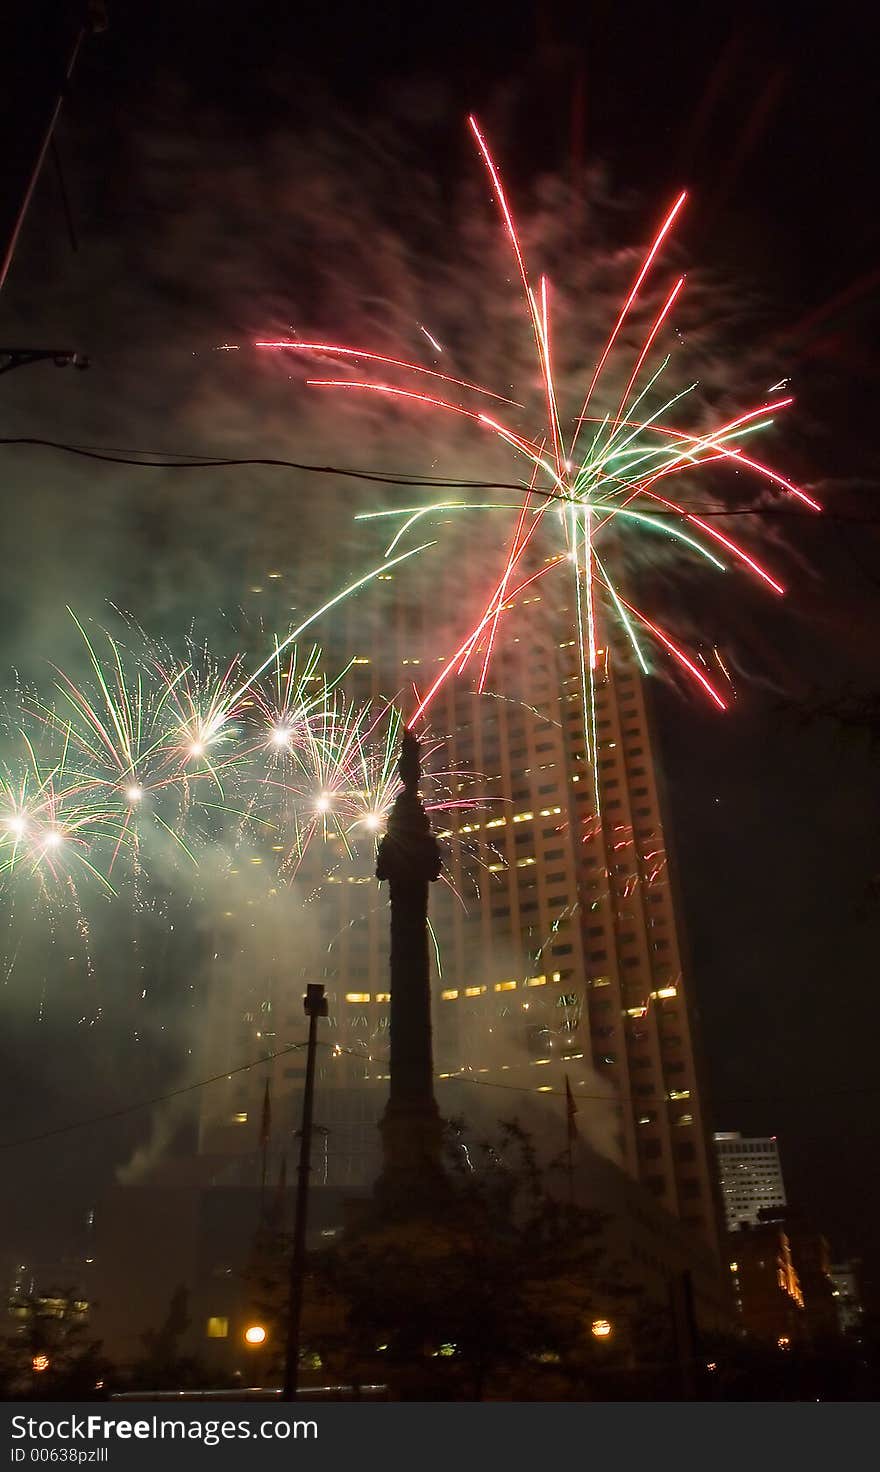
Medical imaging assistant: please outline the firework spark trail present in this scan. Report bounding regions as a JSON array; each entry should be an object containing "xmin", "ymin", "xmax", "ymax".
[
  {"xmin": 570, "ymin": 189, "xmax": 689, "ymax": 457},
  {"xmin": 262, "ymin": 112, "xmax": 820, "ymax": 819},
  {"xmin": 0, "ymin": 732, "xmax": 127, "ymax": 892},
  {"xmin": 256, "ymin": 341, "xmax": 520, "ymax": 405},
  {"xmin": 3, "ymin": 607, "xmax": 489, "ymax": 900}
]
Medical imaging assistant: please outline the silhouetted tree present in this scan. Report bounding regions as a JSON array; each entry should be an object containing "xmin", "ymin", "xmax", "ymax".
[
  {"xmin": 126, "ymin": 1285, "xmax": 218, "ymax": 1391},
  {"xmin": 2, "ymin": 1290, "xmax": 114, "ymax": 1399},
  {"xmin": 249, "ymin": 1120, "xmax": 639, "ymax": 1400}
]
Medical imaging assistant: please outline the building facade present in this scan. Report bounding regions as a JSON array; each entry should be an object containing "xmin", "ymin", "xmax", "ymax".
[
  {"xmin": 196, "ymin": 569, "xmax": 722, "ymax": 1253},
  {"xmin": 727, "ymin": 1222, "xmax": 806, "ymax": 1347},
  {"xmin": 714, "ymin": 1131, "xmax": 787, "ymax": 1230},
  {"xmin": 756, "ymin": 1208, "xmax": 839, "ymax": 1342},
  {"xmin": 829, "ymin": 1261, "xmax": 863, "ymax": 1335},
  {"xmin": 93, "ymin": 521, "xmax": 732, "ymax": 1366}
]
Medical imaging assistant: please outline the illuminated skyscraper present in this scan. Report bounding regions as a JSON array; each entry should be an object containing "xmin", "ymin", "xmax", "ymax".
[
  {"xmin": 197, "ymin": 561, "xmax": 722, "ymax": 1256},
  {"xmin": 714, "ymin": 1131, "xmax": 787, "ymax": 1230}
]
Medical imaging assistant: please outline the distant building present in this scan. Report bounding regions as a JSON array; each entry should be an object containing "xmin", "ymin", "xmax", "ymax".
[
  {"xmin": 726, "ymin": 1221, "xmax": 805, "ymax": 1347},
  {"xmin": 728, "ymin": 1206, "xmax": 840, "ymax": 1345},
  {"xmin": 829, "ymin": 1261, "xmax": 863, "ymax": 1335},
  {"xmin": 753, "ymin": 1208, "xmax": 839, "ymax": 1342},
  {"xmin": 96, "ymin": 595, "xmax": 730, "ymax": 1368},
  {"xmin": 92, "ymin": 1135, "xmax": 732, "ymax": 1378},
  {"xmin": 714, "ymin": 1132, "xmax": 787, "ymax": 1230},
  {"xmin": 195, "ymin": 600, "xmax": 724, "ymax": 1254}
]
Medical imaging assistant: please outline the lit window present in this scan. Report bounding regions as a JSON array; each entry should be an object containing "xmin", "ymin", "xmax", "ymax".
[
  {"xmin": 441, "ymin": 989, "xmax": 459, "ymax": 1001},
  {"xmin": 375, "ymin": 992, "xmax": 390, "ymax": 1003},
  {"xmin": 345, "ymin": 992, "xmax": 371, "ymax": 1003},
  {"xmin": 464, "ymin": 985, "xmax": 486, "ymax": 997},
  {"xmin": 206, "ymin": 1317, "xmax": 229, "ymax": 1339},
  {"xmin": 485, "ymin": 817, "xmax": 506, "ymax": 829},
  {"xmin": 512, "ymin": 811, "xmax": 534, "ymax": 823},
  {"xmin": 494, "ymin": 980, "xmax": 517, "ymax": 992},
  {"xmin": 525, "ymin": 975, "xmax": 547, "ymax": 988},
  {"xmin": 651, "ymin": 986, "xmax": 678, "ymax": 1000},
  {"xmin": 232, "ymin": 1112, "xmax": 248, "ymax": 1124}
]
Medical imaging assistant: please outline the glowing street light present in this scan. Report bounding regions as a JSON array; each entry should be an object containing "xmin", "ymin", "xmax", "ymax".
[
  {"xmin": 32, "ymin": 1354, "xmax": 50, "ymax": 1373},
  {"xmin": 591, "ymin": 1318, "xmax": 612, "ymax": 1339},
  {"xmin": 244, "ymin": 1324, "xmax": 267, "ymax": 1346}
]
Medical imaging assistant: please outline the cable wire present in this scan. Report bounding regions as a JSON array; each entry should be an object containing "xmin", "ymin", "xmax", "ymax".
[
  {"xmin": 0, "ymin": 437, "xmax": 850, "ymax": 518},
  {"xmin": 3, "ymin": 1035, "xmax": 880, "ymax": 1154}
]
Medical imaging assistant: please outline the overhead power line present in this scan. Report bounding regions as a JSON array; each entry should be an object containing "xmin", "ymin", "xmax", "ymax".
[
  {"xmin": 0, "ymin": 437, "xmax": 854, "ymax": 518},
  {"xmin": 3, "ymin": 1036, "xmax": 880, "ymax": 1154}
]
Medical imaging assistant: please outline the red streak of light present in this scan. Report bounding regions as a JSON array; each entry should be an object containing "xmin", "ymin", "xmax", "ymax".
[
  {"xmin": 612, "ymin": 590, "xmax": 728, "ymax": 710},
  {"xmin": 307, "ymin": 379, "xmax": 485, "ymax": 423},
  {"xmin": 410, "ymin": 557, "xmax": 560, "ymax": 726},
  {"xmin": 474, "ymin": 451, "xmax": 549, "ymax": 690},
  {"xmin": 611, "ymin": 276, "xmax": 685, "ymax": 433},
  {"xmin": 477, "ymin": 494, "xmax": 533, "ymax": 692},
  {"xmin": 257, "ymin": 341, "xmax": 518, "ymax": 405},
  {"xmin": 468, "ymin": 117, "xmax": 564, "ymax": 480},
  {"xmin": 721, "ymin": 449, "xmax": 821, "ymax": 512},
  {"xmin": 644, "ymin": 491, "xmax": 785, "ymax": 595},
  {"xmin": 583, "ymin": 398, "xmax": 820, "ymax": 513},
  {"xmin": 572, "ymin": 191, "xmax": 688, "ymax": 451}
]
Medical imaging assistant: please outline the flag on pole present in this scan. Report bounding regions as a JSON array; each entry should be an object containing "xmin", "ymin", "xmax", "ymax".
[
  {"xmin": 565, "ymin": 1074, "xmax": 579, "ymax": 1144},
  {"xmin": 259, "ymin": 1078, "xmax": 272, "ymax": 1151},
  {"xmin": 268, "ymin": 1152, "xmax": 288, "ymax": 1230},
  {"xmin": 258, "ymin": 1079, "xmax": 272, "ymax": 1211}
]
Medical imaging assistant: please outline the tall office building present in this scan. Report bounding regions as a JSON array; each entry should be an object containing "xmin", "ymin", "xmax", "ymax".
[
  {"xmin": 197, "ymin": 558, "xmax": 722, "ymax": 1255},
  {"xmin": 714, "ymin": 1131, "xmax": 787, "ymax": 1230},
  {"xmin": 829, "ymin": 1261, "xmax": 863, "ymax": 1334}
]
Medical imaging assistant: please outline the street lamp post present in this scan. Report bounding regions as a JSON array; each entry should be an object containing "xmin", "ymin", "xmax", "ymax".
[{"xmin": 282, "ymin": 981, "xmax": 328, "ymax": 1401}]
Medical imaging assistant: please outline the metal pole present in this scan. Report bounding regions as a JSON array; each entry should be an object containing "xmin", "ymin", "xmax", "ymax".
[
  {"xmin": 0, "ymin": 15, "xmax": 86, "ymax": 295},
  {"xmin": 283, "ymin": 982, "xmax": 327, "ymax": 1401}
]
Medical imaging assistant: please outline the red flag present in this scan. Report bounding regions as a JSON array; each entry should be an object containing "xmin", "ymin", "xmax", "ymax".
[
  {"xmin": 259, "ymin": 1078, "xmax": 272, "ymax": 1151},
  {"xmin": 565, "ymin": 1074, "xmax": 579, "ymax": 1143},
  {"xmin": 269, "ymin": 1152, "xmax": 288, "ymax": 1229}
]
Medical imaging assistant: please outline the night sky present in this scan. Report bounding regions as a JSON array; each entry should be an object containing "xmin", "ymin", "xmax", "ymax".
[{"xmin": 2, "ymin": 1, "xmax": 878, "ymax": 1309}]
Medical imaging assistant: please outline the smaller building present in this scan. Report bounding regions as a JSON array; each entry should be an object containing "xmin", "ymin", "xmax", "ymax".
[
  {"xmin": 93, "ymin": 1131, "xmax": 733, "ymax": 1380},
  {"xmin": 727, "ymin": 1221, "xmax": 805, "ymax": 1347},
  {"xmin": 756, "ymin": 1208, "xmax": 839, "ymax": 1343},
  {"xmin": 829, "ymin": 1261, "xmax": 863, "ymax": 1335},
  {"xmin": 714, "ymin": 1131, "xmax": 787, "ymax": 1231}
]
